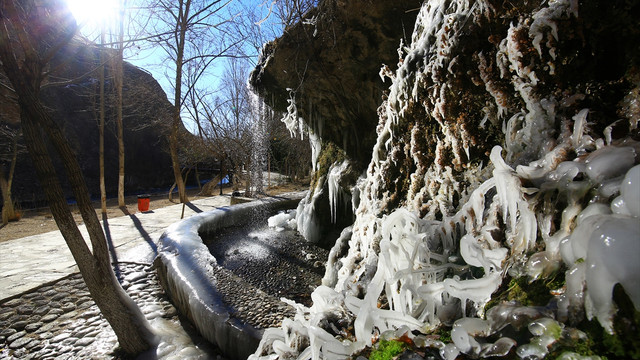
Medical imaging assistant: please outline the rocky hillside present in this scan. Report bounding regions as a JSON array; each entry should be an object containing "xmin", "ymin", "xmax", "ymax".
[
  {"xmin": 1, "ymin": 37, "xmax": 178, "ymax": 207},
  {"xmin": 251, "ymin": 0, "xmax": 640, "ymax": 359}
]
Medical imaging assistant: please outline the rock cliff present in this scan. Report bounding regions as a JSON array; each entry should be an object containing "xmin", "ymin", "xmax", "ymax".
[
  {"xmin": 250, "ymin": 0, "xmax": 423, "ymax": 247},
  {"xmin": 1, "ymin": 37, "xmax": 178, "ymax": 207}
]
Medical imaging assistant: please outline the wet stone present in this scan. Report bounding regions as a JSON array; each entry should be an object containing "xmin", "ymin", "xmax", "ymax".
[
  {"xmin": 7, "ymin": 330, "xmax": 26, "ymax": 342},
  {"xmin": 22, "ymin": 293, "xmax": 41, "ymax": 299},
  {"xmin": 25, "ymin": 339, "xmax": 41, "ymax": 350},
  {"xmin": 55, "ymin": 284, "xmax": 73, "ymax": 292},
  {"xmin": 33, "ymin": 305, "xmax": 51, "ymax": 316},
  {"xmin": 73, "ymin": 326, "xmax": 91, "ymax": 337},
  {"xmin": 61, "ymin": 303, "xmax": 76, "ymax": 312},
  {"xmin": 36, "ymin": 321, "xmax": 57, "ymax": 333},
  {"xmin": 48, "ymin": 308, "xmax": 64, "ymax": 316},
  {"xmin": 33, "ymin": 299, "xmax": 50, "ymax": 307},
  {"xmin": 43, "ymin": 289, "xmax": 58, "ymax": 297},
  {"xmin": 17, "ymin": 305, "xmax": 35, "ymax": 315},
  {"xmin": 3, "ymin": 299, "xmax": 23, "ymax": 307},
  {"xmin": 38, "ymin": 331, "xmax": 54, "ymax": 340},
  {"xmin": 74, "ymin": 337, "xmax": 95, "ymax": 347},
  {"xmin": 50, "ymin": 332, "xmax": 71, "ymax": 343},
  {"xmin": 49, "ymin": 300, "xmax": 62, "ymax": 308},
  {"xmin": 58, "ymin": 311, "xmax": 78, "ymax": 320},
  {"xmin": 1, "ymin": 328, "xmax": 17, "ymax": 337},
  {"xmin": 11, "ymin": 320, "xmax": 28, "ymax": 331},
  {"xmin": 9, "ymin": 336, "xmax": 33, "ymax": 349},
  {"xmin": 51, "ymin": 293, "xmax": 70, "ymax": 301},
  {"xmin": 40, "ymin": 314, "xmax": 59, "ymax": 323},
  {"xmin": 24, "ymin": 322, "xmax": 43, "ymax": 332},
  {"xmin": 76, "ymin": 301, "xmax": 94, "ymax": 310},
  {"xmin": 7, "ymin": 314, "xmax": 27, "ymax": 323}
]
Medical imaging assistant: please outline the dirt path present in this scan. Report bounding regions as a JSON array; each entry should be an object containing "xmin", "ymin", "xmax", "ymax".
[{"xmin": 0, "ymin": 183, "xmax": 308, "ymax": 243}]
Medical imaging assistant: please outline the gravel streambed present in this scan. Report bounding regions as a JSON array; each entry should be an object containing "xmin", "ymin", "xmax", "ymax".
[{"xmin": 204, "ymin": 225, "xmax": 329, "ymax": 308}]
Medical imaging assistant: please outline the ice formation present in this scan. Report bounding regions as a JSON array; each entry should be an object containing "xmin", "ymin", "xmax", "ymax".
[{"xmin": 250, "ymin": 0, "xmax": 640, "ymax": 359}]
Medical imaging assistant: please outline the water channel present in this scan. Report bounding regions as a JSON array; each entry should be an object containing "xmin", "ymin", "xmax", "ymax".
[{"xmin": 203, "ymin": 212, "xmax": 328, "ymax": 307}]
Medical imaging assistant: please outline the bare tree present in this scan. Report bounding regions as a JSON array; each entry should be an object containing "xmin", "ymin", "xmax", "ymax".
[
  {"xmin": 113, "ymin": 0, "xmax": 127, "ymax": 209},
  {"xmin": 0, "ymin": 124, "xmax": 23, "ymax": 224},
  {"xmin": 256, "ymin": 0, "xmax": 318, "ymax": 29},
  {"xmin": 0, "ymin": 0, "xmax": 154, "ymax": 355},
  {"xmin": 140, "ymin": 0, "xmax": 240, "ymax": 203}
]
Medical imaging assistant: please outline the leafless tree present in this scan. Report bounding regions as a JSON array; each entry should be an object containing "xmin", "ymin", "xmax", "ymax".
[
  {"xmin": 0, "ymin": 123, "xmax": 23, "ymax": 225},
  {"xmin": 139, "ymin": 0, "xmax": 241, "ymax": 203},
  {"xmin": 0, "ymin": 0, "xmax": 154, "ymax": 355},
  {"xmin": 256, "ymin": 0, "xmax": 318, "ymax": 29}
]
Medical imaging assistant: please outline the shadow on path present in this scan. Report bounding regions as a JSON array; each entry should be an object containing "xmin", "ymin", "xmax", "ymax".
[
  {"xmin": 119, "ymin": 206, "xmax": 131, "ymax": 216},
  {"xmin": 185, "ymin": 202, "xmax": 203, "ymax": 214},
  {"xmin": 128, "ymin": 213, "xmax": 158, "ymax": 257},
  {"xmin": 102, "ymin": 213, "xmax": 122, "ymax": 281}
]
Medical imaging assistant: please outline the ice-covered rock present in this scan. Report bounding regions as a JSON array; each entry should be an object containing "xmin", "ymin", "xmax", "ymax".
[{"xmin": 249, "ymin": 0, "xmax": 640, "ymax": 358}]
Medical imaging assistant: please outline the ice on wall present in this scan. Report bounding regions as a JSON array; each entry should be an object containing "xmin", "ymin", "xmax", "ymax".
[{"xmin": 251, "ymin": 0, "xmax": 640, "ymax": 359}]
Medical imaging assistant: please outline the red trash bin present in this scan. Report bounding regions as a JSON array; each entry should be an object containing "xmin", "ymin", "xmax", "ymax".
[{"xmin": 137, "ymin": 194, "xmax": 150, "ymax": 212}]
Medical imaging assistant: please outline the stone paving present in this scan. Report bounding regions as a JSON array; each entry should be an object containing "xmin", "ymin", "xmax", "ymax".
[
  {"xmin": 0, "ymin": 262, "xmax": 223, "ymax": 359},
  {"xmin": 0, "ymin": 195, "xmax": 236, "ymax": 359},
  {"xmin": 0, "ymin": 196, "xmax": 233, "ymax": 301}
]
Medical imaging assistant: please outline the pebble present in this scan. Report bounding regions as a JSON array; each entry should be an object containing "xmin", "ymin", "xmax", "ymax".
[
  {"xmin": 16, "ymin": 305, "xmax": 34, "ymax": 315},
  {"xmin": 24, "ymin": 322, "xmax": 42, "ymax": 332},
  {"xmin": 7, "ymin": 331, "xmax": 26, "ymax": 342},
  {"xmin": 33, "ymin": 305, "xmax": 51, "ymax": 315},
  {"xmin": 9, "ymin": 336, "xmax": 32, "ymax": 349},
  {"xmin": 40, "ymin": 314, "xmax": 59, "ymax": 323},
  {"xmin": 11, "ymin": 320, "xmax": 28, "ymax": 331},
  {"xmin": 0, "ymin": 263, "xmax": 223, "ymax": 359}
]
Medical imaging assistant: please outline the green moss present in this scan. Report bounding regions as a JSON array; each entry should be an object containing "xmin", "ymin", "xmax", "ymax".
[
  {"xmin": 485, "ymin": 269, "xmax": 566, "ymax": 312},
  {"xmin": 310, "ymin": 141, "xmax": 347, "ymax": 193},
  {"xmin": 369, "ymin": 340, "xmax": 406, "ymax": 360},
  {"xmin": 434, "ymin": 326, "xmax": 452, "ymax": 343}
]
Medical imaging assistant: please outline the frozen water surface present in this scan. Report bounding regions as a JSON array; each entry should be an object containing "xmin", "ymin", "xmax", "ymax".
[{"xmin": 204, "ymin": 221, "xmax": 328, "ymax": 307}]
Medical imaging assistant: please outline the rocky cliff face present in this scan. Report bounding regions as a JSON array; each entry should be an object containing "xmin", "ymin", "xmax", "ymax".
[
  {"xmin": 251, "ymin": 0, "xmax": 640, "ymax": 359},
  {"xmin": 250, "ymin": 0, "xmax": 423, "ymax": 247},
  {"xmin": 1, "ymin": 37, "xmax": 177, "ymax": 206}
]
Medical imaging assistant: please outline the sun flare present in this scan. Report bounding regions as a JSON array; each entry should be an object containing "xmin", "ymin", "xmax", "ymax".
[{"xmin": 66, "ymin": 0, "xmax": 120, "ymax": 28}]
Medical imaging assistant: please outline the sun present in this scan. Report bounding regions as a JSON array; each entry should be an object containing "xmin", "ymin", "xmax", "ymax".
[{"xmin": 66, "ymin": 0, "xmax": 120, "ymax": 30}]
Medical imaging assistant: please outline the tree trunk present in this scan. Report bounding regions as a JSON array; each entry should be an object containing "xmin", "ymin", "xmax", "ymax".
[
  {"xmin": 99, "ymin": 30, "xmax": 107, "ymax": 215},
  {"xmin": 0, "ymin": 0, "xmax": 154, "ymax": 354},
  {"xmin": 1, "ymin": 136, "xmax": 18, "ymax": 224},
  {"xmin": 18, "ymin": 94, "xmax": 155, "ymax": 355},
  {"xmin": 115, "ymin": 22, "xmax": 126, "ymax": 208},
  {"xmin": 168, "ymin": 0, "xmax": 190, "ymax": 204}
]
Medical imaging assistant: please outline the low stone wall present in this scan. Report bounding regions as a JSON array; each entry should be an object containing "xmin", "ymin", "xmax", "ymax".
[{"xmin": 155, "ymin": 192, "xmax": 306, "ymax": 360}]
